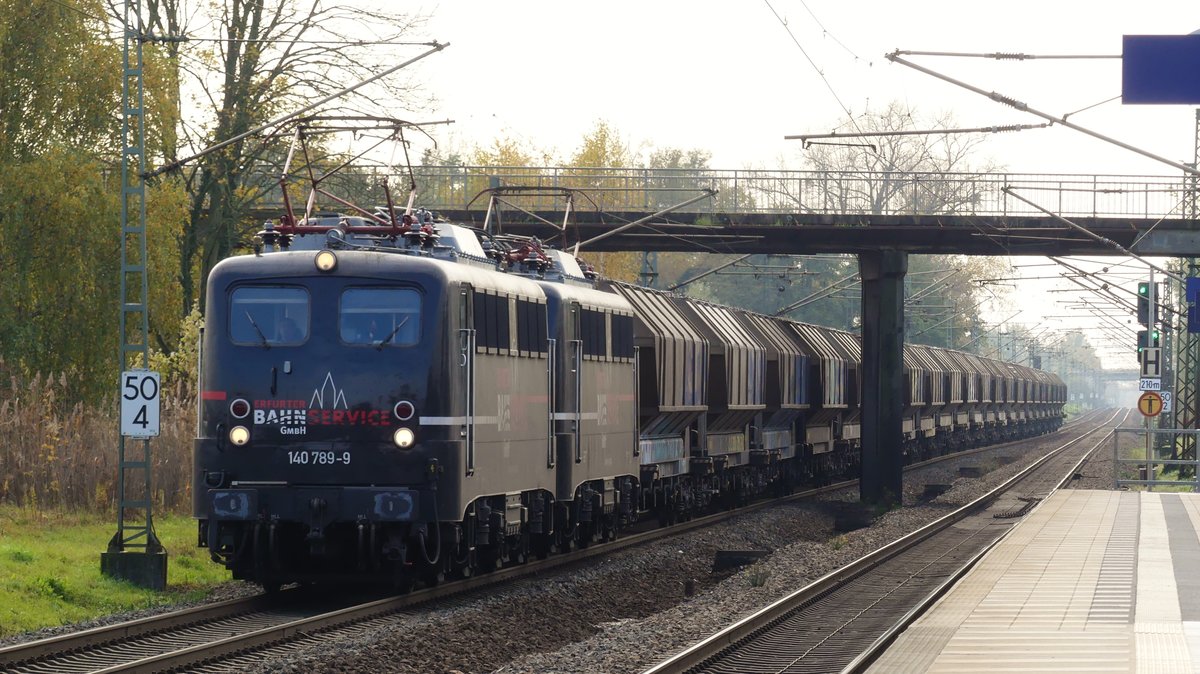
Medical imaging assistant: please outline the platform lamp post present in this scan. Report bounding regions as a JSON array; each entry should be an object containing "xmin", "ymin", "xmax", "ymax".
[{"xmin": 100, "ymin": 0, "xmax": 167, "ymax": 589}]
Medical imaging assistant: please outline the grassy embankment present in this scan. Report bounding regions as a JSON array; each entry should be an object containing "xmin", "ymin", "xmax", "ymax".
[
  {"xmin": 0, "ymin": 369, "xmax": 234, "ymax": 637},
  {"xmin": 0, "ymin": 508, "xmax": 231, "ymax": 636}
]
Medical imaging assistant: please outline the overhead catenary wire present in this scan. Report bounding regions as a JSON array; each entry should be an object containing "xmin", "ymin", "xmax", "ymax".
[
  {"xmin": 886, "ymin": 51, "xmax": 1200, "ymax": 178},
  {"xmin": 145, "ymin": 41, "xmax": 448, "ymax": 178},
  {"xmin": 890, "ymin": 50, "xmax": 1119, "ymax": 60},
  {"xmin": 785, "ymin": 123, "xmax": 1051, "ymax": 142},
  {"xmin": 797, "ymin": 0, "xmax": 862, "ymax": 62},
  {"xmin": 668, "ymin": 255, "xmax": 753, "ymax": 291},
  {"xmin": 765, "ymin": 15, "xmax": 1023, "ymax": 258},
  {"xmin": 1004, "ymin": 187, "xmax": 1185, "ymax": 284}
]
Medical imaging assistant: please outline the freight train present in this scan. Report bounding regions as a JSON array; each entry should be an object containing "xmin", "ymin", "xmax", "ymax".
[{"xmin": 193, "ymin": 212, "xmax": 1066, "ymax": 589}]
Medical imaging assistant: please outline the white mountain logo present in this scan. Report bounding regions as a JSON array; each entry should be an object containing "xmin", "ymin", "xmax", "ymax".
[{"xmin": 310, "ymin": 372, "xmax": 349, "ymax": 409}]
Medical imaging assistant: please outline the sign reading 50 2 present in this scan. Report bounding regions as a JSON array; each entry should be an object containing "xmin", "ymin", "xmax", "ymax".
[{"xmin": 120, "ymin": 370, "xmax": 160, "ymax": 438}]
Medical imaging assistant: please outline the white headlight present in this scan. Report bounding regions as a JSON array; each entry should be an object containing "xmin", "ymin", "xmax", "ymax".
[
  {"xmin": 393, "ymin": 427, "xmax": 415, "ymax": 449},
  {"xmin": 315, "ymin": 250, "xmax": 337, "ymax": 272},
  {"xmin": 229, "ymin": 426, "xmax": 250, "ymax": 446}
]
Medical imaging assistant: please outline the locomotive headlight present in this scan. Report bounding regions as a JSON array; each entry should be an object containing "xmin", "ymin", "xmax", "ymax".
[
  {"xmin": 393, "ymin": 427, "xmax": 415, "ymax": 449},
  {"xmin": 315, "ymin": 250, "xmax": 338, "ymax": 272},
  {"xmin": 229, "ymin": 425, "xmax": 251, "ymax": 446}
]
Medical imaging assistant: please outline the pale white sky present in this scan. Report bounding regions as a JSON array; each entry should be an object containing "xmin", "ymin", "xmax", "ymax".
[
  {"xmin": 413, "ymin": 0, "xmax": 1200, "ymax": 174},
  {"xmin": 405, "ymin": 1, "xmax": 1200, "ymax": 371}
]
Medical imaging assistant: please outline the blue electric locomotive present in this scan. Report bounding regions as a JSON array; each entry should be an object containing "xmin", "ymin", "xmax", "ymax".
[{"xmin": 195, "ymin": 218, "xmax": 639, "ymax": 587}]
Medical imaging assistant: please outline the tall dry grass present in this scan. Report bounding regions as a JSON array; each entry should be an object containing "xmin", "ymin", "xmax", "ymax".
[{"xmin": 0, "ymin": 368, "xmax": 196, "ymax": 514}]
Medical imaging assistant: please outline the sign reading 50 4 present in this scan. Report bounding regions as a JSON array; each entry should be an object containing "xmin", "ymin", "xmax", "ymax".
[{"xmin": 120, "ymin": 370, "xmax": 160, "ymax": 438}]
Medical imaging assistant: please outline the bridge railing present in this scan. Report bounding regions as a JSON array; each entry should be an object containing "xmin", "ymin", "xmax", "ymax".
[{"xmin": 246, "ymin": 166, "xmax": 1190, "ymax": 220}]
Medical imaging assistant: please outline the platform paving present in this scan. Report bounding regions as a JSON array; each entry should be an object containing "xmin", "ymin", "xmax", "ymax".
[{"xmin": 870, "ymin": 489, "xmax": 1200, "ymax": 673}]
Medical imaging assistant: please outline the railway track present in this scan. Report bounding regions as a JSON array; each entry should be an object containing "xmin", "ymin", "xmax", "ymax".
[
  {"xmin": 642, "ymin": 409, "xmax": 1126, "ymax": 674},
  {"xmin": 0, "ymin": 415, "xmax": 1097, "ymax": 674}
]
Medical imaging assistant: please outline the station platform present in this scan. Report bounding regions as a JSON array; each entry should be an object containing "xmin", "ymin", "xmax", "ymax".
[{"xmin": 869, "ymin": 489, "xmax": 1200, "ymax": 673}]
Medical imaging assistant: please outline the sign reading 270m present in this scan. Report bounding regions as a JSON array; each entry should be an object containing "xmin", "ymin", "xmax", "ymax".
[{"xmin": 120, "ymin": 370, "xmax": 160, "ymax": 438}]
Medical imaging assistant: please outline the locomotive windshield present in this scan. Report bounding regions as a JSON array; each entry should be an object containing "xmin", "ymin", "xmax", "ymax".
[
  {"xmin": 340, "ymin": 288, "xmax": 421, "ymax": 347},
  {"xmin": 229, "ymin": 286, "xmax": 310, "ymax": 346}
]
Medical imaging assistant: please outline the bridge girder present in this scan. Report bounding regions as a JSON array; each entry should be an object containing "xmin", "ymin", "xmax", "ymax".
[{"xmin": 433, "ymin": 210, "xmax": 1200, "ymax": 257}]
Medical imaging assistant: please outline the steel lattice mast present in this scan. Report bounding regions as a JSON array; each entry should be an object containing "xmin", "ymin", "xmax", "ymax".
[
  {"xmin": 1172, "ymin": 110, "xmax": 1200, "ymax": 466},
  {"xmin": 101, "ymin": 0, "xmax": 166, "ymax": 588}
]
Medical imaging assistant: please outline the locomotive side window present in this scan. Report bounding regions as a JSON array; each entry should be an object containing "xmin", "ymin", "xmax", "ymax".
[
  {"xmin": 229, "ymin": 287, "xmax": 310, "ymax": 346},
  {"xmin": 516, "ymin": 299, "xmax": 548, "ymax": 355},
  {"xmin": 472, "ymin": 291, "xmax": 511, "ymax": 352},
  {"xmin": 340, "ymin": 288, "xmax": 421, "ymax": 347},
  {"xmin": 581, "ymin": 309, "xmax": 607, "ymax": 359},
  {"xmin": 612, "ymin": 313, "xmax": 634, "ymax": 360}
]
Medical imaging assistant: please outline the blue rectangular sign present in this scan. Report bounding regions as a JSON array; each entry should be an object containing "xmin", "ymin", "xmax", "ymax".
[
  {"xmin": 1188, "ymin": 277, "xmax": 1200, "ymax": 333},
  {"xmin": 1123, "ymin": 35, "xmax": 1200, "ymax": 104}
]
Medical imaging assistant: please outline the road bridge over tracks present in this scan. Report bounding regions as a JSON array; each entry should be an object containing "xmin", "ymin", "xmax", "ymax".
[{"xmin": 257, "ymin": 165, "xmax": 1200, "ymax": 503}]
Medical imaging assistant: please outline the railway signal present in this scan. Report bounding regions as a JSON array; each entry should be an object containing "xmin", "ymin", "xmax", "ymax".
[
  {"xmin": 1138, "ymin": 329, "xmax": 1161, "ymax": 353},
  {"xmin": 1137, "ymin": 281, "xmax": 1160, "ymax": 326},
  {"xmin": 1137, "ymin": 281, "xmax": 1149, "ymax": 324}
]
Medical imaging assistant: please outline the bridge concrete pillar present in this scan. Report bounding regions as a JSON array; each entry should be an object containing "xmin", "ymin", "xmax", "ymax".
[{"xmin": 859, "ymin": 249, "xmax": 907, "ymax": 507}]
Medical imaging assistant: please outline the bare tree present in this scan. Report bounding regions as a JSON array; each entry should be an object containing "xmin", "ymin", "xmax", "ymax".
[
  {"xmin": 783, "ymin": 101, "xmax": 999, "ymax": 216},
  {"xmin": 130, "ymin": 0, "xmax": 427, "ymax": 313}
]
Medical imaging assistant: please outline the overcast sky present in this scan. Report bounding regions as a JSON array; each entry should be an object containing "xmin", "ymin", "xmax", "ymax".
[
  {"xmin": 414, "ymin": 0, "xmax": 1200, "ymax": 175},
  {"xmin": 404, "ymin": 1, "xmax": 1200, "ymax": 374}
]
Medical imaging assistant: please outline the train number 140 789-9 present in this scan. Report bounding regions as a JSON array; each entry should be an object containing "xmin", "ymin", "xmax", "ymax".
[{"xmin": 287, "ymin": 450, "xmax": 351, "ymax": 465}]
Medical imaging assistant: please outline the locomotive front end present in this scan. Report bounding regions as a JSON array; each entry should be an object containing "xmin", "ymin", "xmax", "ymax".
[{"xmin": 194, "ymin": 249, "xmax": 455, "ymax": 587}]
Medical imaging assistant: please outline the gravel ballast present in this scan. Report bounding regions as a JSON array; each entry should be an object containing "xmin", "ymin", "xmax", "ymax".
[{"xmin": 243, "ymin": 420, "xmax": 1114, "ymax": 674}]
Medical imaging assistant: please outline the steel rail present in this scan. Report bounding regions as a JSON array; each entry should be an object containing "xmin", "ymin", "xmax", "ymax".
[
  {"xmin": 641, "ymin": 409, "xmax": 1120, "ymax": 674},
  {"xmin": 0, "ymin": 595, "xmax": 277, "ymax": 664},
  {"xmin": 1, "ymin": 414, "xmax": 1090, "ymax": 673}
]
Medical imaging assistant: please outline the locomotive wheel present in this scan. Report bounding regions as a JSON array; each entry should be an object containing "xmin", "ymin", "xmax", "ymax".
[
  {"xmin": 532, "ymin": 535, "xmax": 551, "ymax": 560},
  {"xmin": 478, "ymin": 547, "xmax": 502, "ymax": 571},
  {"xmin": 451, "ymin": 548, "xmax": 475, "ymax": 579},
  {"xmin": 600, "ymin": 517, "xmax": 617, "ymax": 543},
  {"xmin": 392, "ymin": 575, "xmax": 415, "ymax": 594}
]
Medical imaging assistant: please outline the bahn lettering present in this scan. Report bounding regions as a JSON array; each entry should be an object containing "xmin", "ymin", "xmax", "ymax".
[{"xmin": 252, "ymin": 407, "xmax": 391, "ymax": 426}]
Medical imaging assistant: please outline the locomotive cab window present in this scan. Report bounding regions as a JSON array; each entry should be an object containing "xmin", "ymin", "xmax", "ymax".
[
  {"xmin": 229, "ymin": 287, "xmax": 310, "ymax": 346},
  {"xmin": 340, "ymin": 288, "xmax": 421, "ymax": 346}
]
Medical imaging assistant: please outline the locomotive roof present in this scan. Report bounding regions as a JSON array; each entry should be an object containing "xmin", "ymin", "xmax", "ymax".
[
  {"xmin": 211, "ymin": 248, "xmax": 551, "ymax": 299},
  {"xmin": 536, "ymin": 278, "xmax": 635, "ymax": 314}
]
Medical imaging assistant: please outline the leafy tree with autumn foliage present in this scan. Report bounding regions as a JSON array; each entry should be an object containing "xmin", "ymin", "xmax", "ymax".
[
  {"xmin": 0, "ymin": 0, "xmax": 182, "ymax": 401},
  {"xmin": 558, "ymin": 121, "xmax": 641, "ymax": 282}
]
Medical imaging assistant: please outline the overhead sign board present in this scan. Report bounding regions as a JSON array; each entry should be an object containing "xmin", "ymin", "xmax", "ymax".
[
  {"xmin": 1189, "ymin": 277, "xmax": 1200, "ymax": 333},
  {"xmin": 1139, "ymin": 391, "xmax": 1164, "ymax": 417},
  {"xmin": 1123, "ymin": 35, "xmax": 1200, "ymax": 104}
]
